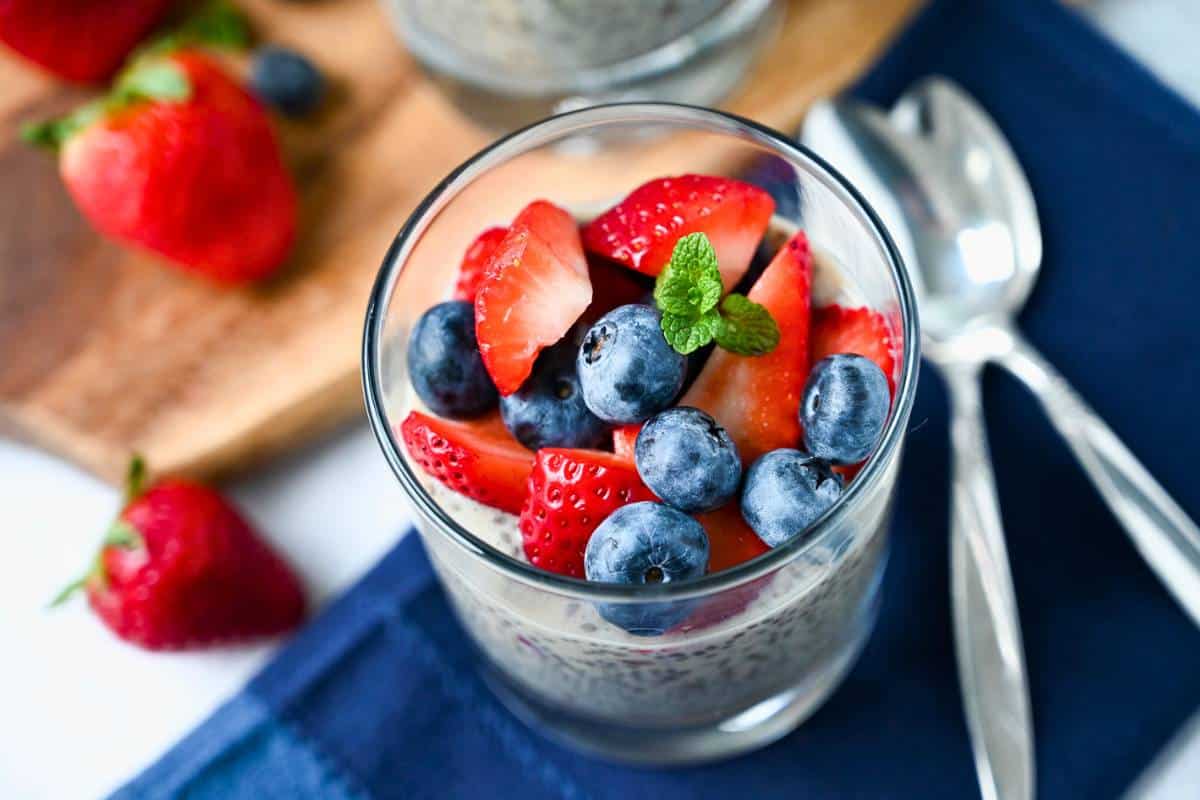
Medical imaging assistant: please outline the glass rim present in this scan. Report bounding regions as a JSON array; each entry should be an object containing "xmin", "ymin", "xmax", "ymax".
[
  {"xmin": 388, "ymin": 0, "xmax": 776, "ymax": 96},
  {"xmin": 362, "ymin": 102, "xmax": 920, "ymax": 603}
]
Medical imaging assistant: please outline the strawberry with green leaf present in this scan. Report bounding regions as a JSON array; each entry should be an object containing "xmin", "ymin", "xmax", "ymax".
[
  {"xmin": 54, "ymin": 457, "xmax": 306, "ymax": 650},
  {"xmin": 23, "ymin": 11, "xmax": 296, "ymax": 284}
]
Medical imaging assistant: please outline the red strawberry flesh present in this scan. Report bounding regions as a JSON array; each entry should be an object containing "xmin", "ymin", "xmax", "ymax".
[
  {"xmin": 454, "ymin": 226, "xmax": 508, "ymax": 302},
  {"xmin": 0, "ymin": 0, "xmax": 173, "ymax": 83},
  {"xmin": 611, "ymin": 423, "xmax": 641, "ymax": 464},
  {"xmin": 475, "ymin": 200, "xmax": 592, "ymax": 395},
  {"xmin": 400, "ymin": 410, "xmax": 533, "ymax": 515},
  {"xmin": 673, "ymin": 504, "xmax": 774, "ymax": 632},
  {"xmin": 519, "ymin": 448, "xmax": 656, "ymax": 578},
  {"xmin": 810, "ymin": 304, "xmax": 899, "ymax": 395},
  {"xmin": 697, "ymin": 504, "xmax": 771, "ymax": 573},
  {"xmin": 682, "ymin": 230, "xmax": 814, "ymax": 465},
  {"xmin": 582, "ymin": 174, "xmax": 774, "ymax": 290}
]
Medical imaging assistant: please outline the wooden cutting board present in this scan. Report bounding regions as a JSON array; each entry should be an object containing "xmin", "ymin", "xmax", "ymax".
[{"xmin": 0, "ymin": 0, "xmax": 919, "ymax": 484}]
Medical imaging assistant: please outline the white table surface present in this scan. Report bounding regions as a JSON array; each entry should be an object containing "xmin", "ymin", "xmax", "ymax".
[{"xmin": 3, "ymin": 2, "xmax": 1199, "ymax": 797}]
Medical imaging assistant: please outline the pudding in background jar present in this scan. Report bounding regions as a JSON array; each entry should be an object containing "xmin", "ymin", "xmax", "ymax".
[{"xmin": 380, "ymin": 0, "xmax": 779, "ymax": 130}]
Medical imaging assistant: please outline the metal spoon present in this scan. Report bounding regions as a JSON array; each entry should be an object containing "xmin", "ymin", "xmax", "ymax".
[
  {"xmin": 804, "ymin": 76, "xmax": 1200, "ymax": 798},
  {"xmin": 802, "ymin": 77, "xmax": 1035, "ymax": 800}
]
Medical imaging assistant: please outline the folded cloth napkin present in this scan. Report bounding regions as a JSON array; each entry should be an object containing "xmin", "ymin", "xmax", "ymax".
[{"xmin": 114, "ymin": 0, "xmax": 1200, "ymax": 797}]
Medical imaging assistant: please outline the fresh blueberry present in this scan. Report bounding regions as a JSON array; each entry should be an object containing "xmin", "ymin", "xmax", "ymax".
[
  {"xmin": 250, "ymin": 47, "xmax": 325, "ymax": 117},
  {"xmin": 636, "ymin": 292, "xmax": 711, "ymax": 391},
  {"xmin": 500, "ymin": 333, "xmax": 607, "ymax": 450},
  {"xmin": 635, "ymin": 407, "xmax": 741, "ymax": 513},
  {"xmin": 741, "ymin": 449, "xmax": 844, "ymax": 547},
  {"xmin": 801, "ymin": 354, "xmax": 890, "ymax": 465},
  {"xmin": 585, "ymin": 501, "xmax": 709, "ymax": 636},
  {"xmin": 407, "ymin": 301, "xmax": 497, "ymax": 419},
  {"xmin": 577, "ymin": 304, "xmax": 686, "ymax": 424}
]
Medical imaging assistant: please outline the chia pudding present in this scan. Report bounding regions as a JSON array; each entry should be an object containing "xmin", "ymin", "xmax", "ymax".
[
  {"xmin": 380, "ymin": 0, "xmax": 779, "ymax": 130},
  {"xmin": 392, "ymin": 0, "xmax": 733, "ymax": 76},
  {"xmin": 396, "ymin": 221, "xmax": 901, "ymax": 728}
]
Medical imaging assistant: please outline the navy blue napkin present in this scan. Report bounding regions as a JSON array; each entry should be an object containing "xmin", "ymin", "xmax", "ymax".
[{"xmin": 115, "ymin": 0, "xmax": 1200, "ymax": 797}]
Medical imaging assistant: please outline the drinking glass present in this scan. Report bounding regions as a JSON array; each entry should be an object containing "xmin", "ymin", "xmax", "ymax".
[
  {"xmin": 363, "ymin": 103, "xmax": 919, "ymax": 765},
  {"xmin": 378, "ymin": 0, "xmax": 780, "ymax": 130}
]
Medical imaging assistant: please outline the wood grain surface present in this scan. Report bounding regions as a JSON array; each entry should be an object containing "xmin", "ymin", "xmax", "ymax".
[{"xmin": 0, "ymin": 0, "xmax": 919, "ymax": 484}]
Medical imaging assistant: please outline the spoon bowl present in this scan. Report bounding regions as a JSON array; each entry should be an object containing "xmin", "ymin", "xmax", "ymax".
[{"xmin": 804, "ymin": 78, "xmax": 1041, "ymax": 342}]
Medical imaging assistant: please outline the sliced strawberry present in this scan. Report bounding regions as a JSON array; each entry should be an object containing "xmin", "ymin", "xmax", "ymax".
[
  {"xmin": 400, "ymin": 411, "xmax": 533, "ymax": 514},
  {"xmin": 833, "ymin": 461, "xmax": 865, "ymax": 483},
  {"xmin": 696, "ymin": 504, "xmax": 771, "ymax": 573},
  {"xmin": 453, "ymin": 226, "xmax": 508, "ymax": 302},
  {"xmin": 582, "ymin": 174, "xmax": 774, "ymax": 290},
  {"xmin": 810, "ymin": 305, "xmax": 898, "ymax": 483},
  {"xmin": 519, "ymin": 448, "xmax": 656, "ymax": 578},
  {"xmin": 475, "ymin": 201, "xmax": 592, "ymax": 395},
  {"xmin": 675, "ymin": 505, "xmax": 773, "ymax": 632},
  {"xmin": 681, "ymin": 231, "xmax": 813, "ymax": 465},
  {"xmin": 611, "ymin": 423, "xmax": 642, "ymax": 464},
  {"xmin": 810, "ymin": 304, "xmax": 898, "ymax": 394}
]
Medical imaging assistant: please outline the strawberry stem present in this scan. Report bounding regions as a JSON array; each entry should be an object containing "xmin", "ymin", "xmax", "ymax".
[
  {"xmin": 20, "ymin": 101, "xmax": 107, "ymax": 152},
  {"xmin": 20, "ymin": 58, "xmax": 191, "ymax": 153},
  {"xmin": 47, "ymin": 521, "xmax": 142, "ymax": 609},
  {"xmin": 125, "ymin": 454, "xmax": 149, "ymax": 504}
]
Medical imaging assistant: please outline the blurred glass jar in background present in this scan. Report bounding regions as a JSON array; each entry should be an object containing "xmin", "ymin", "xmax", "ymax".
[{"xmin": 380, "ymin": 0, "xmax": 779, "ymax": 130}]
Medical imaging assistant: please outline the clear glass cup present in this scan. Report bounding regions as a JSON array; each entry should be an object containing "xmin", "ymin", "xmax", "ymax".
[
  {"xmin": 378, "ymin": 0, "xmax": 780, "ymax": 131},
  {"xmin": 363, "ymin": 103, "xmax": 919, "ymax": 765}
]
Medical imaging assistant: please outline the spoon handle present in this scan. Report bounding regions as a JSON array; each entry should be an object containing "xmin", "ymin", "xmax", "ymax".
[
  {"xmin": 943, "ymin": 363, "xmax": 1036, "ymax": 800},
  {"xmin": 997, "ymin": 332, "xmax": 1200, "ymax": 627}
]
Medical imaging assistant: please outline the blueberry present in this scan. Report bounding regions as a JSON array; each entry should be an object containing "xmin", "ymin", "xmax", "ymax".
[
  {"xmin": 741, "ymin": 449, "xmax": 843, "ymax": 547},
  {"xmin": 577, "ymin": 304, "xmax": 686, "ymax": 424},
  {"xmin": 250, "ymin": 47, "xmax": 325, "ymax": 117},
  {"xmin": 407, "ymin": 301, "xmax": 497, "ymax": 418},
  {"xmin": 801, "ymin": 354, "xmax": 890, "ymax": 465},
  {"xmin": 635, "ymin": 407, "xmax": 741, "ymax": 513},
  {"xmin": 585, "ymin": 502, "xmax": 709, "ymax": 636},
  {"xmin": 500, "ymin": 333, "xmax": 607, "ymax": 450}
]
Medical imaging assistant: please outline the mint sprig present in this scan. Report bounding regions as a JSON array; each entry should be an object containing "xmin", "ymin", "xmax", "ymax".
[{"xmin": 653, "ymin": 233, "xmax": 780, "ymax": 356}]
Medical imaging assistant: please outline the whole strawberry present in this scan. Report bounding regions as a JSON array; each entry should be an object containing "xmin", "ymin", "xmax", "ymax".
[
  {"xmin": 54, "ymin": 458, "xmax": 306, "ymax": 650},
  {"xmin": 0, "ymin": 0, "xmax": 173, "ymax": 83},
  {"xmin": 24, "ymin": 48, "xmax": 297, "ymax": 283}
]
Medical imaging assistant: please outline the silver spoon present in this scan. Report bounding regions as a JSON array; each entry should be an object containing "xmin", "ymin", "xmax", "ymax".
[
  {"xmin": 802, "ymin": 77, "xmax": 1035, "ymax": 800},
  {"xmin": 804, "ymin": 76, "xmax": 1200, "ymax": 799}
]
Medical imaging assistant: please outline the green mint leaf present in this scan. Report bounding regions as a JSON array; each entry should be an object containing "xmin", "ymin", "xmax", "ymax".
[
  {"xmin": 661, "ymin": 310, "xmax": 719, "ymax": 355},
  {"xmin": 653, "ymin": 232, "xmax": 723, "ymax": 318},
  {"xmin": 714, "ymin": 294, "xmax": 780, "ymax": 356},
  {"xmin": 116, "ymin": 62, "xmax": 191, "ymax": 103}
]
